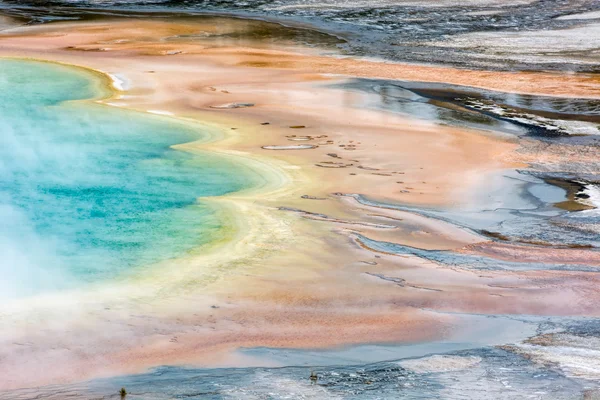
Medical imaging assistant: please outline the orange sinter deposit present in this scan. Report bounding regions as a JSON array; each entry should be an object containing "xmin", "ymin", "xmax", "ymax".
[{"xmin": 1, "ymin": 14, "xmax": 600, "ymax": 391}]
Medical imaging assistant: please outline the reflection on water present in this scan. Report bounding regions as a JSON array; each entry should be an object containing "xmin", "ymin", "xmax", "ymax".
[
  {"xmin": 335, "ymin": 78, "xmax": 600, "ymax": 139},
  {"xmin": 162, "ymin": 16, "xmax": 344, "ymax": 50},
  {"xmin": 1, "ymin": 5, "xmax": 600, "ymax": 398},
  {"xmin": 331, "ymin": 79, "xmax": 600, "ymax": 248},
  {"xmin": 75, "ymin": 320, "xmax": 596, "ymax": 399},
  {"xmin": 0, "ymin": 8, "xmax": 345, "ymax": 52},
  {"xmin": 357, "ymin": 234, "xmax": 600, "ymax": 272},
  {"xmin": 4, "ymin": 330, "xmax": 596, "ymax": 399},
  {"xmin": 353, "ymin": 179, "xmax": 600, "ymax": 248},
  {"xmin": 2, "ymin": 0, "xmax": 600, "ymax": 71},
  {"xmin": 4, "ymin": 312, "xmax": 598, "ymax": 399}
]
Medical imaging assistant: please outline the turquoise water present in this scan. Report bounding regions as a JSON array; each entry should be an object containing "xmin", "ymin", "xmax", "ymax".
[{"xmin": 0, "ymin": 59, "xmax": 252, "ymax": 298}]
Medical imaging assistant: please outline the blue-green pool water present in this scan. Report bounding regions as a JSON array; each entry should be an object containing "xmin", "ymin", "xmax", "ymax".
[{"xmin": 0, "ymin": 59, "xmax": 253, "ymax": 298}]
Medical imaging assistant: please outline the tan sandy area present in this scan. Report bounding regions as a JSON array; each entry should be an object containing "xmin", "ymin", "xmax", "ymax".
[{"xmin": 1, "ymin": 15, "xmax": 600, "ymax": 390}]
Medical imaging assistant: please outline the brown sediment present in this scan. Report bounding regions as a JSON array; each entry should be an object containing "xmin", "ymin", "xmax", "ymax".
[
  {"xmin": 315, "ymin": 161, "xmax": 354, "ymax": 168},
  {"xmin": 480, "ymin": 230, "xmax": 512, "ymax": 241},
  {"xmin": 544, "ymin": 178, "xmax": 596, "ymax": 212},
  {"xmin": 1, "ymin": 14, "xmax": 600, "ymax": 391}
]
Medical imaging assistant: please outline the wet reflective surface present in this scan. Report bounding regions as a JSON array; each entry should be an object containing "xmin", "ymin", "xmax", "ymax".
[
  {"xmin": 326, "ymin": 79, "xmax": 600, "ymax": 250},
  {"xmin": 2, "ymin": 2, "xmax": 600, "ymax": 399},
  {"xmin": 2, "ymin": 0, "xmax": 600, "ymax": 70},
  {"xmin": 4, "ymin": 317, "xmax": 600, "ymax": 399},
  {"xmin": 335, "ymin": 78, "xmax": 600, "ymax": 140}
]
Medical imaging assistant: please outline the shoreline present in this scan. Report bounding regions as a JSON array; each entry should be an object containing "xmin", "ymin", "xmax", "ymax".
[
  {"xmin": 3, "ymin": 12, "xmax": 600, "ymax": 99},
  {"xmin": 2, "ymin": 13, "xmax": 600, "ymax": 392},
  {"xmin": 0, "ymin": 56, "xmax": 299, "ymax": 296},
  {"xmin": 5, "ymin": 4, "xmax": 600, "ymax": 75}
]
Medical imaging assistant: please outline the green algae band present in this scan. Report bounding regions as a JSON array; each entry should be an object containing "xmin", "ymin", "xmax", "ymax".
[{"xmin": 0, "ymin": 59, "xmax": 254, "ymax": 298}]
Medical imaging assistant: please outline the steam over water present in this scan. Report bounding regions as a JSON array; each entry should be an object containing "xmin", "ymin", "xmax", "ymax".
[
  {"xmin": 2, "ymin": 1, "xmax": 600, "ymax": 399},
  {"xmin": 0, "ymin": 59, "xmax": 251, "ymax": 298},
  {"xmin": 2, "ymin": 0, "xmax": 600, "ymax": 70}
]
